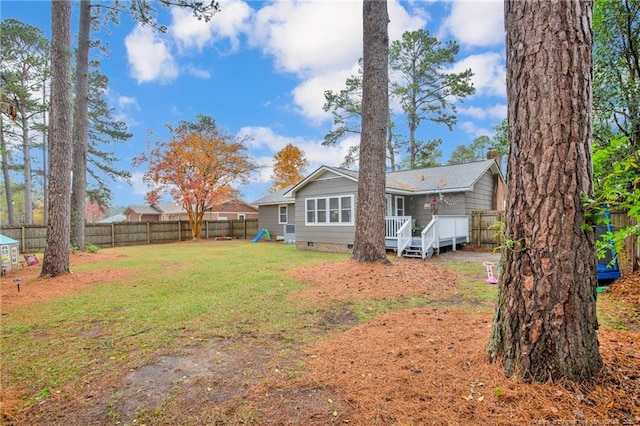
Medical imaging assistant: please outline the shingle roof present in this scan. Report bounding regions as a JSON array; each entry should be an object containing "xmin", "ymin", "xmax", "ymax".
[
  {"xmin": 385, "ymin": 160, "xmax": 499, "ymax": 193},
  {"xmin": 125, "ymin": 204, "xmax": 161, "ymax": 214},
  {"xmin": 278, "ymin": 159, "xmax": 503, "ymax": 198},
  {"xmin": 253, "ymin": 185, "xmax": 295, "ymax": 205},
  {"xmin": 154, "ymin": 202, "xmax": 185, "ymax": 214}
]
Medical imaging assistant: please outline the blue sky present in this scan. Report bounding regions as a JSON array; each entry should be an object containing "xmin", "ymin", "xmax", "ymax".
[{"xmin": 2, "ymin": 0, "xmax": 506, "ymax": 208}]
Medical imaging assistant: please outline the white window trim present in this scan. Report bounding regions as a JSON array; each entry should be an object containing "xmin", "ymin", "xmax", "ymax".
[
  {"xmin": 305, "ymin": 195, "xmax": 354, "ymax": 226},
  {"xmin": 278, "ymin": 204, "xmax": 288, "ymax": 224},
  {"xmin": 238, "ymin": 213, "xmax": 246, "ymax": 220},
  {"xmin": 395, "ymin": 196, "xmax": 405, "ymax": 216}
]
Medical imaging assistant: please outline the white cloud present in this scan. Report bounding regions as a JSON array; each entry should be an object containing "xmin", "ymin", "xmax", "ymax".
[
  {"xmin": 170, "ymin": 8, "xmax": 215, "ymax": 51},
  {"xmin": 439, "ymin": 0, "xmax": 504, "ymax": 47},
  {"xmin": 183, "ymin": 64, "xmax": 211, "ymax": 79},
  {"xmin": 291, "ymin": 66, "xmax": 358, "ymax": 123},
  {"xmin": 458, "ymin": 103, "xmax": 506, "ymax": 120},
  {"xmin": 170, "ymin": 0, "xmax": 252, "ymax": 52},
  {"xmin": 125, "ymin": 25, "xmax": 178, "ymax": 83},
  {"xmin": 129, "ymin": 171, "xmax": 149, "ymax": 197},
  {"xmin": 250, "ymin": 1, "xmax": 363, "ymax": 76},
  {"xmin": 461, "ymin": 121, "xmax": 493, "ymax": 138},
  {"xmin": 245, "ymin": 0, "xmax": 425, "ymax": 124},
  {"xmin": 209, "ymin": 0, "xmax": 253, "ymax": 51},
  {"xmin": 451, "ymin": 52, "xmax": 506, "ymax": 98},
  {"xmin": 237, "ymin": 126, "xmax": 359, "ymax": 183},
  {"xmin": 118, "ymin": 95, "xmax": 140, "ymax": 110}
]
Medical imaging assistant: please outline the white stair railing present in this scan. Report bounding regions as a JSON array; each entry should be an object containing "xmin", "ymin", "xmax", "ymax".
[
  {"xmin": 421, "ymin": 217, "xmax": 438, "ymax": 258},
  {"xmin": 396, "ymin": 219, "xmax": 413, "ymax": 257},
  {"xmin": 385, "ymin": 216, "xmax": 411, "ymax": 239}
]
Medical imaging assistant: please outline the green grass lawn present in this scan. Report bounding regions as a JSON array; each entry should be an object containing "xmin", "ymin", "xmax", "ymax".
[
  {"xmin": 2, "ymin": 241, "xmax": 627, "ymax": 420},
  {"xmin": 1, "ymin": 241, "xmax": 347, "ymax": 407}
]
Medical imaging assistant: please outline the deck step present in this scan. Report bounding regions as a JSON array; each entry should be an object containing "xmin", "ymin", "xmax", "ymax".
[
  {"xmin": 401, "ymin": 245, "xmax": 435, "ymax": 259},
  {"xmin": 402, "ymin": 245, "xmax": 423, "ymax": 259}
]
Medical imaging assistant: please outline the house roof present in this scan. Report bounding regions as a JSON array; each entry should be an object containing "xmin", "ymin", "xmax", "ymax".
[
  {"xmin": 125, "ymin": 204, "xmax": 161, "ymax": 215},
  {"xmin": 97, "ymin": 213, "xmax": 127, "ymax": 223},
  {"xmin": 284, "ymin": 159, "xmax": 503, "ymax": 197},
  {"xmin": 385, "ymin": 160, "xmax": 502, "ymax": 194},
  {"xmin": 0, "ymin": 234, "xmax": 19, "ymax": 245},
  {"xmin": 214, "ymin": 198, "xmax": 258, "ymax": 211},
  {"xmin": 153, "ymin": 201, "xmax": 185, "ymax": 214},
  {"xmin": 253, "ymin": 185, "xmax": 296, "ymax": 206}
]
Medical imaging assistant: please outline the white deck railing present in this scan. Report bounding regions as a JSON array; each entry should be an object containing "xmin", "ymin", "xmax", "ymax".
[
  {"xmin": 386, "ymin": 215, "xmax": 469, "ymax": 258},
  {"xmin": 385, "ymin": 216, "xmax": 411, "ymax": 239},
  {"xmin": 421, "ymin": 215, "xmax": 470, "ymax": 257}
]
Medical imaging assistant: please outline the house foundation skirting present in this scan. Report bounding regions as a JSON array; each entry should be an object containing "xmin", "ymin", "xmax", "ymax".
[{"xmin": 296, "ymin": 241, "xmax": 353, "ymax": 254}]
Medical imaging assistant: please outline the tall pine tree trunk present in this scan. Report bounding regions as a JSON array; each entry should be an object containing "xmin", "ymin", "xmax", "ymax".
[
  {"xmin": 352, "ymin": 0, "xmax": 389, "ymax": 263},
  {"xmin": 71, "ymin": 0, "xmax": 90, "ymax": 250},
  {"xmin": 41, "ymin": 0, "xmax": 73, "ymax": 277},
  {"xmin": 0, "ymin": 114, "xmax": 16, "ymax": 224},
  {"xmin": 20, "ymin": 108, "xmax": 33, "ymax": 224},
  {"xmin": 487, "ymin": 0, "xmax": 603, "ymax": 382}
]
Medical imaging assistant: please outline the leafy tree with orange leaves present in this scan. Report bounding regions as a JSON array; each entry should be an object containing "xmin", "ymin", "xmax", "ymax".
[
  {"xmin": 270, "ymin": 143, "xmax": 308, "ymax": 192},
  {"xmin": 133, "ymin": 115, "xmax": 258, "ymax": 239}
]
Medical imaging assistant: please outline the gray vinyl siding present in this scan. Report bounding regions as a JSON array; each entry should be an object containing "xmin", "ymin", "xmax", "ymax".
[
  {"xmin": 258, "ymin": 203, "xmax": 294, "ymax": 239},
  {"xmin": 295, "ymin": 174, "xmax": 358, "ymax": 245},
  {"xmin": 463, "ymin": 172, "xmax": 495, "ymax": 213}
]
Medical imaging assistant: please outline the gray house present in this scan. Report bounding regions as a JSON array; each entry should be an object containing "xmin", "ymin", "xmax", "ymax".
[
  {"xmin": 252, "ymin": 185, "xmax": 296, "ymax": 241},
  {"xmin": 255, "ymin": 159, "xmax": 505, "ymax": 258}
]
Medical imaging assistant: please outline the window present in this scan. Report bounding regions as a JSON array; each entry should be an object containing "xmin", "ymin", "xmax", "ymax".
[
  {"xmin": 305, "ymin": 195, "xmax": 354, "ymax": 225},
  {"xmin": 395, "ymin": 196, "xmax": 405, "ymax": 216},
  {"xmin": 278, "ymin": 205, "xmax": 288, "ymax": 224},
  {"xmin": 238, "ymin": 214, "xmax": 245, "ymax": 220}
]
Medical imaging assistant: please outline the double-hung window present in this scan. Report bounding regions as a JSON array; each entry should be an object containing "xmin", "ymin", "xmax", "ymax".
[
  {"xmin": 306, "ymin": 195, "xmax": 353, "ymax": 225},
  {"xmin": 278, "ymin": 205, "xmax": 288, "ymax": 224}
]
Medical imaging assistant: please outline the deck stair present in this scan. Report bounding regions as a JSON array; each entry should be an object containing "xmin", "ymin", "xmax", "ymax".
[{"xmin": 385, "ymin": 215, "xmax": 469, "ymax": 260}]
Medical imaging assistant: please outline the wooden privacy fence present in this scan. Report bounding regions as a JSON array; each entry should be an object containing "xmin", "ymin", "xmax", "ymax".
[
  {"xmin": 470, "ymin": 210, "xmax": 504, "ymax": 248},
  {"xmin": 0, "ymin": 219, "xmax": 259, "ymax": 253},
  {"xmin": 470, "ymin": 210, "xmax": 638, "ymax": 271}
]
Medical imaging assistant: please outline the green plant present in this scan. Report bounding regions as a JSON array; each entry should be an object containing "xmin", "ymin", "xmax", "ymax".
[
  {"xmin": 85, "ymin": 243, "xmax": 100, "ymax": 253},
  {"xmin": 489, "ymin": 221, "xmax": 526, "ymax": 253}
]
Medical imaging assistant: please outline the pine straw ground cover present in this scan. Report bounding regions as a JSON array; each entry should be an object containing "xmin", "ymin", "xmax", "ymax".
[
  {"xmin": 0, "ymin": 246, "xmax": 638, "ymax": 425},
  {"xmin": 238, "ymin": 260, "xmax": 639, "ymax": 426}
]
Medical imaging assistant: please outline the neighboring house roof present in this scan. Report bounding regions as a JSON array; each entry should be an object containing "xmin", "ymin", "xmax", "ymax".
[
  {"xmin": 253, "ymin": 185, "xmax": 296, "ymax": 206},
  {"xmin": 97, "ymin": 213, "xmax": 127, "ymax": 223},
  {"xmin": 153, "ymin": 201, "xmax": 185, "ymax": 215},
  {"xmin": 0, "ymin": 234, "xmax": 19, "ymax": 244},
  {"xmin": 125, "ymin": 198, "xmax": 258, "ymax": 216},
  {"xmin": 213, "ymin": 198, "xmax": 258, "ymax": 211},
  {"xmin": 124, "ymin": 204, "xmax": 161, "ymax": 215},
  {"xmin": 285, "ymin": 159, "xmax": 503, "ymax": 197}
]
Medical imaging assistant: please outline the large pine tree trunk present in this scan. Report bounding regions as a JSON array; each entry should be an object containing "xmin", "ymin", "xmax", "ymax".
[
  {"xmin": 487, "ymin": 0, "xmax": 603, "ymax": 382},
  {"xmin": 0, "ymin": 115, "xmax": 16, "ymax": 224},
  {"xmin": 352, "ymin": 0, "xmax": 389, "ymax": 263},
  {"xmin": 20, "ymin": 110, "xmax": 33, "ymax": 224},
  {"xmin": 41, "ymin": 0, "xmax": 73, "ymax": 277},
  {"xmin": 70, "ymin": 0, "xmax": 91, "ymax": 250}
]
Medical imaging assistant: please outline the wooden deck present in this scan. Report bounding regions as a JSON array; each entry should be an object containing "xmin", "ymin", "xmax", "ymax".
[{"xmin": 385, "ymin": 215, "xmax": 470, "ymax": 259}]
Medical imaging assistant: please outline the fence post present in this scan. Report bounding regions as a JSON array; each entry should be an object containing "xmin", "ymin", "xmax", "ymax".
[{"xmin": 112, "ymin": 223, "xmax": 115, "ymax": 247}]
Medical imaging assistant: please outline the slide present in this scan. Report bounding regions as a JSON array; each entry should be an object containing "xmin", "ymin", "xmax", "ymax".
[{"xmin": 252, "ymin": 229, "xmax": 265, "ymax": 243}]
